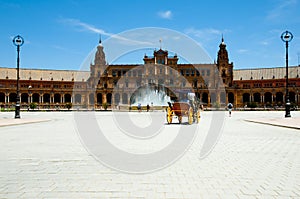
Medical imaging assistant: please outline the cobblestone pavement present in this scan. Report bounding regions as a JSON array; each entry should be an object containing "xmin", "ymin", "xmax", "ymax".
[{"xmin": 0, "ymin": 111, "xmax": 299, "ymax": 198}]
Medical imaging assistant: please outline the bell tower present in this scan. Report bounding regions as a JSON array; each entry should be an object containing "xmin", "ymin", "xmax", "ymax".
[
  {"xmin": 217, "ymin": 36, "xmax": 233, "ymax": 87},
  {"xmin": 88, "ymin": 36, "xmax": 107, "ymax": 87}
]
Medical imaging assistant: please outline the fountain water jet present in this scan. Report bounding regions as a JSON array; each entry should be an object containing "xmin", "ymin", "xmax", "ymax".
[{"xmin": 130, "ymin": 85, "xmax": 172, "ymax": 106}]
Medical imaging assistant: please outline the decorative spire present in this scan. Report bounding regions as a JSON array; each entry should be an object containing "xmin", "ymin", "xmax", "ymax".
[
  {"xmin": 159, "ymin": 38, "xmax": 162, "ymax": 49},
  {"xmin": 221, "ymin": 34, "xmax": 226, "ymax": 46},
  {"xmin": 99, "ymin": 34, "xmax": 102, "ymax": 45}
]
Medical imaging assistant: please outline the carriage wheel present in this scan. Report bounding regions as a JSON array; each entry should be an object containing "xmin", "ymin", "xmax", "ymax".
[
  {"xmin": 178, "ymin": 116, "xmax": 182, "ymax": 124},
  {"xmin": 197, "ymin": 110, "xmax": 201, "ymax": 123},
  {"xmin": 167, "ymin": 115, "xmax": 172, "ymax": 124},
  {"xmin": 167, "ymin": 107, "xmax": 173, "ymax": 124},
  {"xmin": 188, "ymin": 107, "xmax": 193, "ymax": 125}
]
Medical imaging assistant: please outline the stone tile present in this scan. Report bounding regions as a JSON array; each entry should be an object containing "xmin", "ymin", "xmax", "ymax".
[{"xmin": 0, "ymin": 111, "xmax": 299, "ymax": 198}]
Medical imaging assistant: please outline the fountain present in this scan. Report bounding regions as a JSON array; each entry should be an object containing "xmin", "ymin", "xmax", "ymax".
[{"xmin": 130, "ymin": 85, "xmax": 172, "ymax": 106}]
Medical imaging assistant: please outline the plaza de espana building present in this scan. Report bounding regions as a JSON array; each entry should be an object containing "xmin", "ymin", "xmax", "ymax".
[{"xmin": 0, "ymin": 37, "xmax": 299, "ymax": 110}]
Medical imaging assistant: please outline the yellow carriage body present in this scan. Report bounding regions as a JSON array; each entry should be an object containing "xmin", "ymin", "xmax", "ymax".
[{"xmin": 166, "ymin": 102, "xmax": 200, "ymax": 124}]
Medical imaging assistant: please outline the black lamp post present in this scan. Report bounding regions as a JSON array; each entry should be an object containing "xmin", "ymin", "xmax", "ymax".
[
  {"xmin": 281, "ymin": 31, "xmax": 293, "ymax": 118},
  {"xmin": 13, "ymin": 35, "xmax": 24, "ymax": 119}
]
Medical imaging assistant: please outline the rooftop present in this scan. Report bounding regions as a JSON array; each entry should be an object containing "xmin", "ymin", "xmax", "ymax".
[
  {"xmin": 233, "ymin": 66, "xmax": 300, "ymax": 80},
  {"xmin": 0, "ymin": 67, "xmax": 89, "ymax": 82}
]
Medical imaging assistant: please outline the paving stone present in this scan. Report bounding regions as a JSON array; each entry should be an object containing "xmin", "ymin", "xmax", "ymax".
[{"xmin": 0, "ymin": 111, "xmax": 299, "ymax": 198}]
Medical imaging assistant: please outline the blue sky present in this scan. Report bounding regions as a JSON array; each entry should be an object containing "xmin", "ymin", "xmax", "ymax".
[{"xmin": 0, "ymin": 0, "xmax": 299, "ymax": 70}]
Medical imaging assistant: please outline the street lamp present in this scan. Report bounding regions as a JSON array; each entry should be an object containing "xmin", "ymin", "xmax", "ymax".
[
  {"xmin": 12, "ymin": 35, "xmax": 24, "ymax": 119},
  {"xmin": 281, "ymin": 31, "xmax": 293, "ymax": 118}
]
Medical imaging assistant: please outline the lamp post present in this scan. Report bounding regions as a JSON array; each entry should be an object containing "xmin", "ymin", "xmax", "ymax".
[
  {"xmin": 281, "ymin": 31, "xmax": 293, "ymax": 118},
  {"xmin": 13, "ymin": 35, "xmax": 24, "ymax": 119}
]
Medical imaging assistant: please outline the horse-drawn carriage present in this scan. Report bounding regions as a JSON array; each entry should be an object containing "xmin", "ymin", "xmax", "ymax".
[{"xmin": 166, "ymin": 93, "xmax": 201, "ymax": 125}]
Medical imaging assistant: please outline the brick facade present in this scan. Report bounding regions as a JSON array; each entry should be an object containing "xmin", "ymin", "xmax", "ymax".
[{"xmin": 0, "ymin": 38, "xmax": 299, "ymax": 110}]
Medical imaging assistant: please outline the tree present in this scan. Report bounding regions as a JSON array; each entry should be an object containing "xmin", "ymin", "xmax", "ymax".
[
  {"xmin": 102, "ymin": 102, "xmax": 108, "ymax": 110},
  {"xmin": 29, "ymin": 102, "xmax": 37, "ymax": 110},
  {"xmin": 65, "ymin": 102, "xmax": 72, "ymax": 111},
  {"xmin": 247, "ymin": 102, "xmax": 257, "ymax": 108}
]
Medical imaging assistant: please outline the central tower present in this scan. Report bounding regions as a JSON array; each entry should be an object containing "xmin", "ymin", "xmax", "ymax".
[
  {"xmin": 143, "ymin": 48, "xmax": 178, "ymax": 66},
  {"xmin": 217, "ymin": 36, "xmax": 233, "ymax": 87}
]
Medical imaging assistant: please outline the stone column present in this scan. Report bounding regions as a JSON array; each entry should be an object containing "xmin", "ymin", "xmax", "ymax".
[
  {"xmin": 120, "ymin": 93, "xmax": 123, "ymax": 105},
  {"xmin": 234, "ymin": 91, "xmax": 238, "ymax": 107},
  {"xmin": 216, "ymin": 92, "xmax": 220, "ymax": 105},
  {"xmin": 225, "ymin": 93, "xmax": 228, "ymax": 105},
  {"xmin": 81, "ymin": 95, "xmax": 85, "ymax": 105},
  {"xmin": 103, "ymin": 93, "xmax": 107, "ymax": 104},
  {"xmin": 86, "ymin": 94, "xmax": 89, "ymax": 106},
  {"xmin": 111, "ymin": 94, "xmax": 115, "ymax": 107}
]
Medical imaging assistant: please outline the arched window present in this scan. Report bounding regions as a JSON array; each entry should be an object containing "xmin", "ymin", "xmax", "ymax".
[
  {"xmin": 0, "ymin": 92, "xmax": 5, "ymax": 103},
  {"xmin": 276, "ymin": 92, "xmax": 283, "ymax": 103},
  {"xmin": 32, "ymin": 93, "xmax": 40, "ymax": 103},
  {"xmin": 289, "ymin": 92, "xmax": 296, "ymax": 103},
  {"xmin": 9, "ymin": 93, "xmax": 17, "ymax": 103},
  {"xmin": 89, "ymin": 93, "xmax": 94, "ymax": 104},
  {"xmin": 253, "ymin": 93, "xmax": 261, "ymax": 103},
  {"xmin": 74, "ymin": 94, "xmax": 81, "ymax": 104},
  {"xmin": 202, "ymin": 93, "xmax": 208, "ymax": 104},
  {"xmin": 228, "ymin": 92, "xmax": 234, "ymax": 103},
  {"xmin": 97, "ymin": 93, "xmax": 102, "ymax": 104},
  {"xmin": 242, "ymin": 93, "xmax": 250, "ymax": 103},
  {"xmin": 122, "ymin": 93, "xmax": 128, "ymax": 104},
  {"xmin": 54, "ymin": 94, "xmax": 61, "ymax": 103},
  {"xmin": 210, "ymin": 93, "xmax": 216, "ymax": 103},
  {"xmin": 264, "ymin": 92, "xmax": 272, "ymax": 104},
  {"xmin": 64, "ymin": 94, "xmax": 71, "ymax": 103},
  {"xmin": 43, "ymin": 93, "xmax": 51, "ymax": 103},
  {"xmin": 222, "ymin": 69, "xmax": 226, "ymax": 77},
  {"xmin": 21, "ymin": 93, "xmax": 28, "ymax": 103},
  {"xmin": 107, "ymin": 93, "xmax": 112, "ymax": 104},
  {"xmin": 114, "ymin": 93, "xmax": 120, "ymax": 105},
  {"xmin": 220, "ymin": 92, "xmax": 226, "ymax": 104}
]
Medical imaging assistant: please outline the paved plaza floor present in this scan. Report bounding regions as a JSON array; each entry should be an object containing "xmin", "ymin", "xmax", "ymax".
[{"xmin": 0, "ymin": 111, "xmax": 299, "ymax": 198}]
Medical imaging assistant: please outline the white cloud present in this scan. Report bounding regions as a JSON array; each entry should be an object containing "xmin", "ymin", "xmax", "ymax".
[
  {"xmin": 266, "ymin": 0, "xmax": 298, "ymax": 20},
  {"xmin": 60, "ymin": 18, "xmax": 152, "ymax": 45},
  {"xmin": 158, "ymin": 10, "xmax": 172, "ymax": 19},
  {"xmin": 260, "ymin": 41, "xmax": 269, "ymax": 46},
  {"xmin": 184, "ymin": 27, "xmax": 229, "ymax": 42},
  {"xmin": 237, "ymin": 49, "xmax": 249, "ymax": 54},
  {"xmin": 60, "ymin": 18, "xmax": 109, "ymax": 35}
]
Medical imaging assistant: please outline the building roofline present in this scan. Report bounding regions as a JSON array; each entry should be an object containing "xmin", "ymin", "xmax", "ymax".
[
  {"xmin": 235, "ymin": 65, "xmax": 299, "ymax": 71},
  {"xmin": 0, "ymin": 66, "xmax": 89, "ymax": 72}
]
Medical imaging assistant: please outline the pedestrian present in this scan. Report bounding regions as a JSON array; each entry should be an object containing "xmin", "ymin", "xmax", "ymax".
[
  {"xmin": 137, "ymin": 103, "xmax": 141, "ymax": 112},
  {"xmin": 227, "ymin": 102, "xmax": 233, "ymax": 117},
  {"xmin": 146, "ymin": 104, "xmax": 150, "ymax": 112}
]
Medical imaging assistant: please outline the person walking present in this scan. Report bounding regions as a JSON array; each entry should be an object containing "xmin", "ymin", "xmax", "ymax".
[
  {"xmin": 227, "ymin": 102, "xmax": 233, "ymax": 117},
  {"xmin": 137, "ymin": 103, "xmax": 141, "ymax": 112}
]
